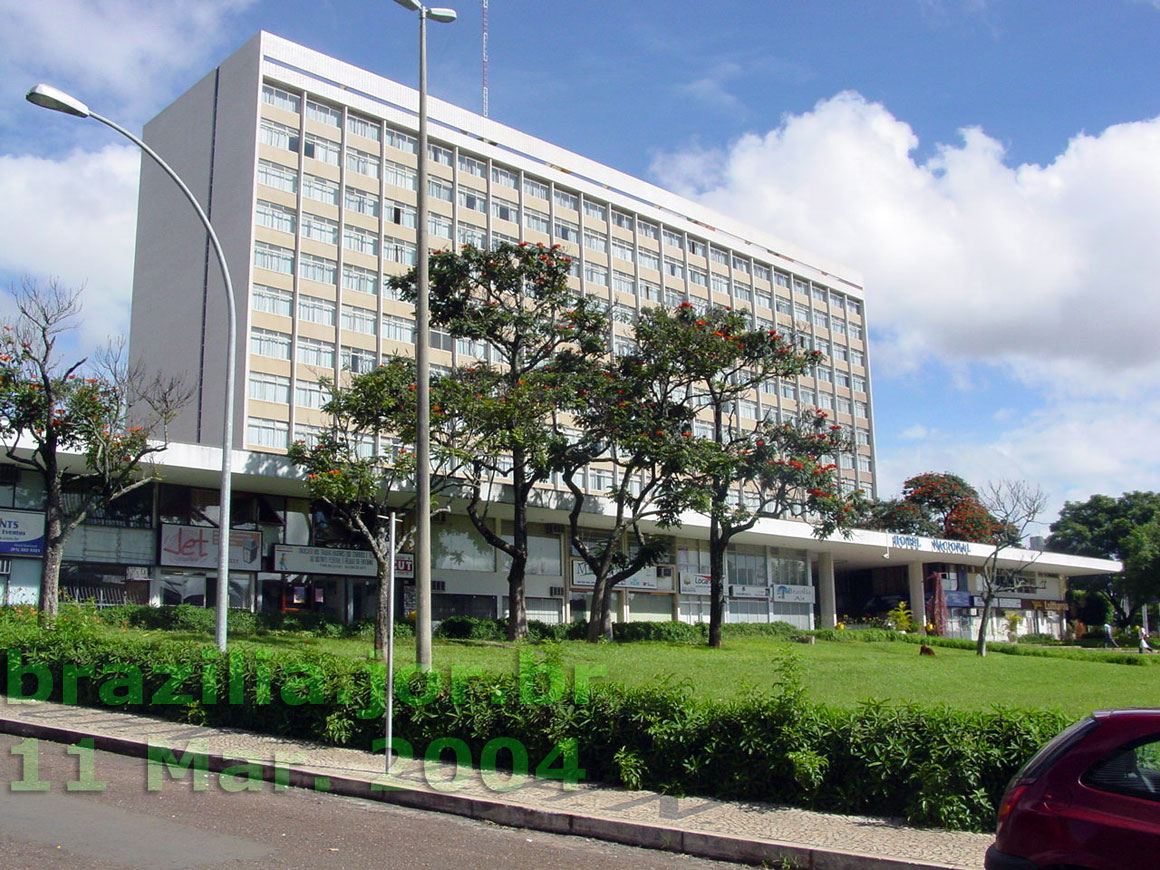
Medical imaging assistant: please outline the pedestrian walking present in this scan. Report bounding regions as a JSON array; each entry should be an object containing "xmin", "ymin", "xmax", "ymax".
[
  {"xmin": 1104, "ymin": 623, "xmax": 1119, "ymax": 648},
  {"xmin": 1139, "ymin": 626, "xmax": 1152, "ymax": 654}
]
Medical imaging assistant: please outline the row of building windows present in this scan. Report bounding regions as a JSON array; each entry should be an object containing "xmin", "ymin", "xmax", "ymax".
[{"xmin": 259, "ymin": 85, "xmax": 864, "ymax": 324}]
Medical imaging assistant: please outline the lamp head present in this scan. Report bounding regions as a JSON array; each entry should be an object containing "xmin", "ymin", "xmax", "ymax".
[
  {"xmin": 429, "ymin": 7, "xmax": 457, "ymax": 22},
  {"xmin": 26, "ymin": 84, "xmax": 90, "ymax": 118},
  {"xmin": 391, "ymin": 0, "xmax": 423, "ymax": 10}
]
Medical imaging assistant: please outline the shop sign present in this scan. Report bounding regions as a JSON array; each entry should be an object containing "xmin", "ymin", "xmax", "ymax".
[
  {"xmin": 945, "ymin": 591, "xmax": 973, "ymax": 608},
  {"xmin": 275, "ymin": 544, "xmax": 381, "ymax": 577},
  {"xmin": 771, "ymin": 584, "xmax": 814, "ymax": 603},
  {"xmin": 889, "ymin": 533, "xmax": 971, "ymax": 556},
  {"xmin": 731, "ymin": 584, "xmax": 770, "ymax": 599},
  {"xmin": 0, "ymin": 509, "xmax": 45, "ymax": 557},
  {"xmin": 997, "ymin": 598, "xmax": 1022, "ymax": 609},
  {"xmin": 571, "ymin": 560, "xmax": 657, "ymax": 589},
  {"xmin": 679, "ymin": 572, "xmax": 711, "ymax": 595},
  {"xmin": 160, "ymin": 524, "xmax": 262, "ymax": 571}
]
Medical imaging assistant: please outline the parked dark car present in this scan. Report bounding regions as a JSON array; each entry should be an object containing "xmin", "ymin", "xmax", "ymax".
[{"xmin": 986, "ymin": 709, "xmax": 1160, "ymax": 870}]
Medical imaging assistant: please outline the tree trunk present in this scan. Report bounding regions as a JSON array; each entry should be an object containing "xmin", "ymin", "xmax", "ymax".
[
  {"xmin": 374, "ymin": 559, "xmax": 390, "ymax": 655},
  {"xmin": 708, "ymin": 517, "xmax": 726, "ymax": 648},
  {"xmin": 506, "ymin": 454, "xmax": 531, "ymax": 642},
  {"xmin": 39, "ymin": 457, "xmax": 64, "ymax": 622},
  {"xmin": 586, "ymin": 577, "xmax": 609, "ymax": 643},
  {"xmin": 975, "ymin": 589, "xmax": 994, "ymax": 657}
]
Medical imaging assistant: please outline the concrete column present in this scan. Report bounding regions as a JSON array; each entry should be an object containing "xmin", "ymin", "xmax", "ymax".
[
  {"xmin": 817, "ymin": 552, "xmax": 837, "ymax": 629},
  {"xmin": 907, "ymin": 561, "xmax": 927, "ymax": 635}
]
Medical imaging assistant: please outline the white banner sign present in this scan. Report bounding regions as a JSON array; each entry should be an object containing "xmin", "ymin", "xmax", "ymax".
[
  {"xmin": 0, "ymin": 509, "xmax": 45, "ymax": 556},
  {"xmin": 679, "ymin": 572, "xmax": 712, "ymax": 595},
  {"xmin": 160, "ymin": 524, "xmax": 262, "ymax": 571},
  {"xmin": 571, "ymin": 560, "xmax": 657, "ymax": 589},
  {"xmin": 731, "ymin": 584, "xmax": 771, "ymax": 599},
  {"xmin": 772, "ymin": 584, "xmax": 815, "ymax": 604}
]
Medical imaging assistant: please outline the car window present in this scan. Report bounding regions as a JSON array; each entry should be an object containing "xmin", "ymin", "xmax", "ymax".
[{"xmin": 1084, "ymin": 735, "xmax": 1160, "ymax": 802}]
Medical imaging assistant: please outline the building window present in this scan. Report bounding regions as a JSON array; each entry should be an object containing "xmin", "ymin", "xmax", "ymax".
[
  {"xmin": 305, "ymin": 99, "xmax": 341, "ymax": 126},
  {"xmin": 458, "ymin": 222, "xmax": 487, "ymax": 248},
  {"xmin": 260, "ymin": 119, "xmax": 299, "ymax": 153},
  {"xmin": 688, "ymin": 238, "xmax": 706, "ymax": 257},
  {"xmin": 850, "ymin": 324, "xmax": 863, "ymax": 341},
  {"xmin": 384, "ymin": 236, "xmax": 417, "ymax": 266},
  {"xmin": 345, "ymin": 186, "xmax": 379, "ymax": 218},
  {"xmin": 428, "ymin": 143, "xmax": 453, "ymax": 166},
  {"xmin": 638, "ymin": 249, "xmax": 660, "ymax": 272},
  {"xmin": 296, "ymin": 380, "xmax": 327, "ymax": 409},
  {"xmin": 664, "ymin": 288, "xmax": 684, "ymax": 308},
  {"xmin": 611, "ymin": 210, "xmax": 634, "ymax": 231},
  {"xmin": 553, "ymin": 188, "xmax": 579, "ymax": 212},
  {"xmin": 492, "ymin": 165, "xmax": 518, "ymax": 188},
  {"xmin": 257, "ymin": 159, "xmax": 297, "ymax": 193},
  {"xmin": 254, "ymin": 242, "xmax": 294, "ymax": 275},
  {"xmin": 813, "ymin": 311, "xmax": 830, "ymax": 330},
  {"xmin": 249, "ymin": 372, "xmax": 290, "ymax": 404},
  {"xmin": 247, "ymin": 417, "xmax": 289, "ymax": 449},
  {"xmin": 584, "ymin": 264, "xmax": 607, "ymax": 286},
  {"xmin": 343, "ymin": 264, "xmax": 378, "ymax": 296},
  {"xmin": 458, "ymin": 153, "xmax": 486, "ymax": 177},
  {"xmin": 780, "ymin": 382, "xmax": 796, "ymax": 401},
  {"xmin": 611, "ymin": 239, "xmax": 634, "ymax": 263},
  {"xmin": 612, "ymin": 271, "xmax": 635, "ymax": 295},
  {"xmin": 346, "ymin": 113, "xmax": 381, "ymax": 141},
  {"xmin": 297, "ymin": 336, "xmax": 335, "ymax": 368},
  {"xmin": 251, "ymin": 327, "xmax": 291, "ymax": 359},
  {"xmin": 342, "ymin": 346, "xmax": 377, "ymax": 373},
  {"xmin": 854, "ymin": 401, "xmax": 868, "ymax": 418},
  {"xmin": 427, "ymin": 176, "xmax": 453, "ymax": 202},
  {"xmin": 252, "ymin": 284, "xmax": 292, "ymax": 317},
  {"xmin": 835, "ymin": 372, "xmax": 851, "ymax": 389},
  {"xmin": 299, "ymin": 252, "xmax": 337, "ymax": 285},
  {"xmin": 385, "ymin": 126, "xmax": 417, "ymax": 154},
  {"xmin": 429, "ymin": 212, "xmax": 452, "ymax": 238},
  {"xmin": 830, "ymin": 294, "xmax": 846, "ymax": 312},
  {"xmin": 302, "ymin": 174, "xmax": 339, "ymax": 206},
  {"xmin": 262, "ymin": 84, "xmax": 301, "ymax": 114},
  {"xmin": 553, "ymin": 218, "xmax": 579, "ymax": 243},
  {"xmin": 753, "ymin": 263, "xmax": 771, "ymax": 282},
  {"xmin": 837, "ymin": 398, "xmax": 852, "ymax": 416},
  {"xmin": 774, "ymin": 271, "xmax": 791, "ymax": 289},
  {"xmin": 304, "ymin": 133, "xmax": 340, "ymax": 165},
  {"xmin": 583, "ymin": 231, "xmax": 607, "ymax": 254},
  {"xmin": 734, "ymin": 284, "xmax": 753, "ymax": 303},
  {"xmin": 256, "ymin": 200, "xmax": 296, "ymax": 234},
  {"xmin": 344, "ymin": 224, "xmax": 379, "ymax": 256},
  {"xmin": 856, "ymin": 428, "xmax": 870, "ymax": 447},
  {"xmin": 492, "ymin": 196, "xmax": 519, "ymax": 223},
  {"xmin": 688, "ymin": 267, "xmax": 707, "ymax": 287},
  {"xmin": 341, "ymin": 304, "xmax": 377, "ymax": 335},
  {"xmin": 583, "ymin": 200, "xmax": 607, "ymax": 222},
  {"xmin": 298, "ymin": 295, "xmax": 336, "ymax": 326},
  {"xmin": 385, "ymin": 160, "xmax": 418, "ymax": 191},
  {"xmin": 301, "ymin": 212, "xmax": 339, "ymax": 245},
  {"xmin": 294, "ymin": 423, "xmax": 327, "ymax": 448},
  {"xmin": 852, "ymin": 375, "xmax": 867, "ymax": 393},
  {"xmin": 523, "ymin": 177, "xmax": 549, "ymax": 200},
  {"xmin": 640, "ymin": 280, "xmax": 660, "ymax": 302},
  {"xmin": 457, "ymin": 187, "xmax": 488, "ymax": 213},
  {"xmin": 858, "ymin": 456, "xmax": 872, "ymax": 473},
  {"xmin": 457, "ymin": 335, "xmax": 488, "ymax": 359},
  {"xmin": 637, "ymin": 220, "xmax": 659, "ymax": 241},
  {"xmin": 383, "ymin": 314, "xmax": 416, "ymax": 344},
  {"xmin": 664, "ymin": 258, "xmax": 684, "ymax": 280},
  {"xmin": 524, "ymin": 208, "xmax": 549, "ymax": 234}
]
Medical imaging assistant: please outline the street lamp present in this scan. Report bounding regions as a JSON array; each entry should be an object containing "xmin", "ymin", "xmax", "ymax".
[
  {"xmin": 27, "ymin": 83, "xmax": 238, "ymax": 653},
  {"xmin": 389, "ymin": 1, "xmax": 456, "ymax": 672}
]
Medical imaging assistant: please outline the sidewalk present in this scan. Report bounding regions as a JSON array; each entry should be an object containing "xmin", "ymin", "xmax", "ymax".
[{"xmin": 0, "ymin": 698, "xmax": 988, "ymax": 870}]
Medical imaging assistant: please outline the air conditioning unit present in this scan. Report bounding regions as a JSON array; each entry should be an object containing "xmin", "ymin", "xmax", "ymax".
[{"xmin": 549, "ymin": 586, "xmax": 565, "ymax": 598}]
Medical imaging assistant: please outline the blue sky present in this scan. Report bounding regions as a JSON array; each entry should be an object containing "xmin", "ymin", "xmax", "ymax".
[{"xmin": 2, "ymin": 0, "xmax": 1159, "ymax": 531}]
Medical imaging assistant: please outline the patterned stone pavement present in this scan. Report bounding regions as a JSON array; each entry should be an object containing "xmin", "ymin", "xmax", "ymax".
[{"xmin": 0, "ymin": 699, "xmax": 988, "ymax": 869}]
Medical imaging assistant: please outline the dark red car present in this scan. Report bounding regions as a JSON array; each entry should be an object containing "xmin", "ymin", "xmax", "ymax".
[{"xmin": 986, "ymin": 709, "xmax": 1160, "ymax": 870}]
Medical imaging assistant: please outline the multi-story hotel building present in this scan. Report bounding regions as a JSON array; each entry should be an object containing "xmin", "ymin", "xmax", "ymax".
[{"xmin": 93, "ymin": 31, "xmax": 1111, "ymax": 636}]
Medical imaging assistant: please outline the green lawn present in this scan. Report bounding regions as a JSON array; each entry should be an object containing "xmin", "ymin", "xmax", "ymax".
[{"xmin": 151, "ymin": 629, "xmax": 1160, "ymax": 718}]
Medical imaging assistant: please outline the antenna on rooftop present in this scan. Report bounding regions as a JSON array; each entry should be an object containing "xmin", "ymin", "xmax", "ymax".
[{"xmin": 482, "ymin": 0, "xmax": 489, "ymax": 117}]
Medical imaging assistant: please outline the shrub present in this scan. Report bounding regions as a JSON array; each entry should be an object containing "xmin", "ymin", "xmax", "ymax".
[
  {"xmin": 720, "ymin": 621, "xmax": 799, "ymax": 639},
  {"xmin": 612, "ymin": 621, "xmax": 706, "ymax": 643}
]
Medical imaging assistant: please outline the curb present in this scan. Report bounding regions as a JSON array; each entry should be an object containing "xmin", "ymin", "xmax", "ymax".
[{"xmin": 0, "ymin": 714, "xmax": 973, "ymax": 870}]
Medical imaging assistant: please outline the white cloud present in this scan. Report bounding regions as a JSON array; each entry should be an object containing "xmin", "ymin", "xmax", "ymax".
[
  {"xmin": 0, "ymin": 0, "xmax": 257, "ymax": 116},
  {"xmin": 650, "ymin": 92, "xmax": 1160, "ymax": 394},
  {"xmin": 0, "ymin": 145, "xmax": 140, "ymax": 350},
  {"xmin": 650, "ymin": 92, "xmax": 1160, "ymax": 513}
]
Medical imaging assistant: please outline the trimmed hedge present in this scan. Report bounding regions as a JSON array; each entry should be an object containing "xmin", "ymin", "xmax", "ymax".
[{"xmin": 0, "ymin": 606, "xmax": 1072, "ymax": 832}]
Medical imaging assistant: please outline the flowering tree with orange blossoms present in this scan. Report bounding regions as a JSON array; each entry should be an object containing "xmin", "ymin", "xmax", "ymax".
[
  {"xmin": 389, "ymin": 242, "xmax": 609, "ymax": 641},
  {"xmin": 634, "ymin": 303, "xmax": 866, "ymax": 648},
  {"xmin": 0, "ymin": 280, "xmax": 188, "ymax": 620}
]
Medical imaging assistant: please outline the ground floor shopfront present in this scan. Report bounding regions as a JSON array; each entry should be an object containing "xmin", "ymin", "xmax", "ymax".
[{"xmin": 0, "ymin": 445, "xmax": 1120, "ymax": 638}]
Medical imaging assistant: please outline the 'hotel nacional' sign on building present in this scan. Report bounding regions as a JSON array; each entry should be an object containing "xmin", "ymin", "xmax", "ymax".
[{"xmin": 889, "ymin": 535, "xmax": 972, "ymax": 557}]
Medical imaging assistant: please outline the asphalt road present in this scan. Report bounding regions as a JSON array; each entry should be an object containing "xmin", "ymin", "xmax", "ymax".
[{"xmin": 0, "ymin": 734, "xmax": 748, "ymax": 870}]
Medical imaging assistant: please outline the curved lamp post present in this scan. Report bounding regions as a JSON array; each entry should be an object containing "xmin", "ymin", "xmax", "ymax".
[
  {"xmin": 27, "ymin": 83, "xmax": 238, "ymax": 652},
  {"xmin": 389, "ymin": 1, "xmax": 457, "ymax": 672}
]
